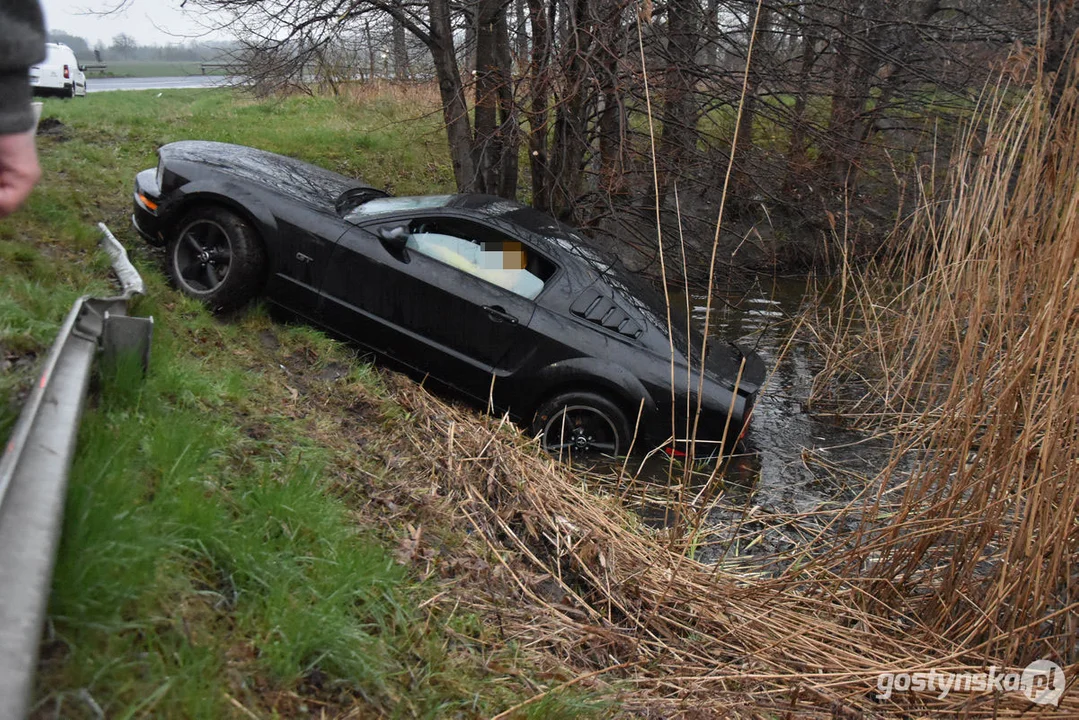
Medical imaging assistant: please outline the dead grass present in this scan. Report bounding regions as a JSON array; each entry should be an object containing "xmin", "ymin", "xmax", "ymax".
[
  {"xmin": 339, "ymin": 79, "xmax": 442, "ymax": 107},
  {"xmin": 301, "ymin": 365, "xmax": 1072, "ymax": 716},
  {"xmin": 251, "ymin": 320, "xmax": 1069, "ymax": 716}
]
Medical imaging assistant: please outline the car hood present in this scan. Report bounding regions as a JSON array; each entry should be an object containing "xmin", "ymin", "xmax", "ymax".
[{"xmin": 160, "ymin": 141, "xmax": 377, "ymax": 211}]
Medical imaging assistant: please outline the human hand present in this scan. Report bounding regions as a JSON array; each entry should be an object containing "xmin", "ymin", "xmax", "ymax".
[{"xmin": 0, "ymin": 130, "xmax": 41, "ymax": 218}]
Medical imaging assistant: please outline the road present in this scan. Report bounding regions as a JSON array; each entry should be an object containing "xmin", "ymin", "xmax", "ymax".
[{"xmin": 87, "ymin": 76, "xmax": 235, "ymax": 93}]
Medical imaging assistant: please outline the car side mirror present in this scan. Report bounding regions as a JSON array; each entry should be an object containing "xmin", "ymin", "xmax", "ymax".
[
  {"xmin": 78, "ymin": 64, "xmax": 86, "ymax": 72},
  {"xmin": 377, "ymin": 225, "xmax": 409, "ymax": 256}
]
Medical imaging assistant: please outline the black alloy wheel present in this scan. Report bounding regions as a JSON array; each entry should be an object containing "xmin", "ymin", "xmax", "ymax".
[
  {"xmin": 533, "ymin": 391, "xmax": 631, "ymax": 459},
  {"xmin": 167, "ymin": 206, "xmax": 265, "ymax": 312}
]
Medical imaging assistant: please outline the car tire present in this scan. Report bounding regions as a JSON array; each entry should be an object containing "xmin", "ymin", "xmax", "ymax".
[
  {"xmin": 532, "ymin": 391, "xmax": 632, "ymax": 458},
  {"xmin": 167, "ymin": 206, "xmax": 265, "ymax": 312},
  {"xmin": 67, "ymin": 83, "xmax": 75, "ymax": 99}
]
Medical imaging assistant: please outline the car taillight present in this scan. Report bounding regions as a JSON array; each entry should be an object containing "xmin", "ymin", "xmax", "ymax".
[
  {"xmin": 737, "ymin": 400, "xmax": 755, "ymax": 442},
  {"xmin": 63, "ymin": 65, "xmax": 70, "ymax": 79}
]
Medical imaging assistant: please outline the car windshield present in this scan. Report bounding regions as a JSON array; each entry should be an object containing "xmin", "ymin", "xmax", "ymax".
[{"xmin": 343, "ymin": 195, "xmax": 453, "ymax": 221}]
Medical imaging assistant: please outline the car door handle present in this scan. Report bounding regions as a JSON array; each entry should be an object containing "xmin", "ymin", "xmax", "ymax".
[{"xmin": 483, "ymin": 305, "xmax": 518, "ymax": 324}]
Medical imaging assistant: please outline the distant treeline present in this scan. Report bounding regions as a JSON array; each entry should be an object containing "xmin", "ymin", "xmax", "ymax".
[{"xmin": 48, "ymin": 31, "xmax": 232, "ymax": 64}]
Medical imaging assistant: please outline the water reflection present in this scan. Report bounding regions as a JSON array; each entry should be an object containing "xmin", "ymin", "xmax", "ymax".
[{"xmin": 616, "ymin": 278, "xmax": 891, "ymax": 561}]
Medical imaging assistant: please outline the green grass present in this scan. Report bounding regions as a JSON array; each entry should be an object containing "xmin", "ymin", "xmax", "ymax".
[
  {"xmin": 31, "ymin": 88, "xmax": 454, "ymax": 197},
  {"xmin": 43, "ymin": 308, "xmax": 453, "ymax": 716},
  {"xmin": 3, "ymin": 89, "xmax": 609, "ymax": 718}
]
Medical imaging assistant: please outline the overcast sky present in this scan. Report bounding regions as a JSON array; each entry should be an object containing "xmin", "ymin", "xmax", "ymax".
[{"xmin": 39, "ymin": 0, "xmax": 227, "ymax": 46}]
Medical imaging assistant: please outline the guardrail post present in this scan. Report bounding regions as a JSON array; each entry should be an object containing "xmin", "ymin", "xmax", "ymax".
[{"xmin": 101, "ymin": 313, "xmax": 153, "ymax": 375}]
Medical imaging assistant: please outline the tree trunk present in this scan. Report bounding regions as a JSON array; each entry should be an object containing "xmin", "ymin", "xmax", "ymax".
[
  {"xmin": 823, "ymin": 12, "xmax": 859, "ymax": 184},
  {"xmin": 474, "ymin": 0, "xmax": 502, "ymax": 192},
  {"xmin": 655, "ymin": 0, "xmax": 702, "ymax": 204},
  {"xmin": 821, "ymin": 0, "xmax": 878, "ymax": 187},
  {"xmin": 429, "ymin": 0, "xmax": 478, "ymax": 190},
  {"xmin": 525, "ymin": 0, "xmax": 552, "ymax": 210},
  {"xmin": 393, "ymin": 19, "xmax": 409, "ymax": 79},
  {"xmin": 515, "ymin": 0, "xmax": 529, "ymax": 69},
  {"xmin": 731, "ymin": 5, "xmax": 769, "ymax": 198},
  {"xmin": 704, "ymin": 0, "xmax": 718, "ymax": 67},
  {"xmin": 784, "ymin": 4, "xmax": 818, "ymax": 194},
  {"xmin": 364, "ymin": 20, "xmax": 376, "ymax": 80},
  {"xmin": 495, "ymin": 11, "xmax": 520, "ymax": 199},
  {"xmin": 463, "ymin": 0, "xmax": 479, "ymax": 73},
  {"xmin": 598, "ymin": 25, "xmax": 626, "ymax": 198},
  {"xmin": 549, "ymin": 0, "xmax": 592, "ymax": 219}
]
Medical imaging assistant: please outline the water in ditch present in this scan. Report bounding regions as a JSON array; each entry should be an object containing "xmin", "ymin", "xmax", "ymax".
[{"xmin": 614, "ymin": 277, "xmax": 894, "ymax": 561}]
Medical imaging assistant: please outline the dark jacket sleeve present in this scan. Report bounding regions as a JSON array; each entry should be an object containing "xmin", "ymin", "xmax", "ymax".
[{"xmin": 0, "ymin": 0, "xmax": 46, "ymax": 134}]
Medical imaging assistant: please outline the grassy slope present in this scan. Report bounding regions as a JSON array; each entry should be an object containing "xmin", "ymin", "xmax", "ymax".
[{"xmin": 3, "ymin": 89, "xmax": 605, "ymax": 719}]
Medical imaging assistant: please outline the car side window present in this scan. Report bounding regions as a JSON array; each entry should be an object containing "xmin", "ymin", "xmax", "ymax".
[{"xmin": 405, "ymin": 223, "xmax": 551, "ymax": 300}]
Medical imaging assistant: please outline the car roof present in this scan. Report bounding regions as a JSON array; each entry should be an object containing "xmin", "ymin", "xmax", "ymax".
[
  {"xmin": 440, "ymin": 193, "xmax": 616, "ymax": 269},
  {"xmin": 40, "ymin": 43, "xmax": 75, "ymax": 61}
]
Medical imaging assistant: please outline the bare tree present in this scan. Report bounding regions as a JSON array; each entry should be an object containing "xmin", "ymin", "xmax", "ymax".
[
  {"xmin": 110, "ymin": 33, "xmax": 138, "ymax": 59},
  {"xmin": 178, "ymin": 0, "xmax": 1053, "ymax": 269}
]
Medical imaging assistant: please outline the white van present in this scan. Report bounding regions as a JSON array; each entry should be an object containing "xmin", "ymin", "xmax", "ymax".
[{"xmin": 29, "ymin": 43, "xmax": 87, "ymax": 98}]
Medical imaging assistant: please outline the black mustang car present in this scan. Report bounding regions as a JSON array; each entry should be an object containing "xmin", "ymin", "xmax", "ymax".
[{"xmin": 133, "ymin": 141, "xmax": 766, "ymax": 458}]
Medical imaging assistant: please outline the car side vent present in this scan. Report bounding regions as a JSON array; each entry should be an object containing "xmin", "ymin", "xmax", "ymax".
[{"xmin": 570, "ymin": 289, "xmax": 643, "ymax": 339}]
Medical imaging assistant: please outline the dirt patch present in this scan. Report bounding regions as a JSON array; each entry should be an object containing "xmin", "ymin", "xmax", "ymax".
[
  {"xmin": 36, "ymin": 117, "xmax": 71, "ymax": 141},
  {"xmin": 258, "ymin": 329, "xmax": 279, "ymax": 351},
  {"xmin": 315, "ymin": 362, "xmax": 348, "ymax": 382},
  {"xmin": 1, "ymin": 346, "xmax": 37, "ymax": 375},
  {"xmin": 244, "ymin": 422, "xmax": 272, "ymax": 441}
]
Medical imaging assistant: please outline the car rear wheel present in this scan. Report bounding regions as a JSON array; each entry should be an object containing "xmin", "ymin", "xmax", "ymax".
[
  {"xmin": 533, "ymin": 391, "xmax": 631, "ymax": 459},
  {"xmin": 167, "ymin": 206, "xmax": 265, "ymax": 312}
]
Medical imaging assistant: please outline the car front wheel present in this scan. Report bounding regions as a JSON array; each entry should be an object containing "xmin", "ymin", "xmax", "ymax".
[
  {"xmin": 533, "ymin": 391, "xmax": 631, "ymax": 459},
  {"xmin": 167, "ymin": 206, "xmax": 265, "ymax": 312}
]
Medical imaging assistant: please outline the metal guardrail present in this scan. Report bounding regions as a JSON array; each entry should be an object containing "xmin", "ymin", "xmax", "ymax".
[
  {"xmin": 0, "ymin": 224, "xmax": 153, "ymax": 720},
  {"xmin": 199, "ymin": 62, "xmax": 230, "ymax": 75}
]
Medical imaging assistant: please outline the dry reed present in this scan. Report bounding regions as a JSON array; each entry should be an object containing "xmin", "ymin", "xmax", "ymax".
[
  {"xmin": 374, "ymin": 366, "xmax": 1075, "ymax": 716},
  {"xmin": 807, "ymin": 43, "xmax": 1079, "ymax": 692}
]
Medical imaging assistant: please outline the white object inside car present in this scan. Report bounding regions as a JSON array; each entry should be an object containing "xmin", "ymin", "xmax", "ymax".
[{"xmin": 407, "ymin": 232, "xmax": 545, "ymax": 299}]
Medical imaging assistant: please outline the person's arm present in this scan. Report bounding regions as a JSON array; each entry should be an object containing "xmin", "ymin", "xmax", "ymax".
[
  {"xmin": 0, "ymin": 0, "xmax": 46, "ymax": 136},
  {"xmin": 0, "ymin": 0, "xmax": 46, "ymax": 217}
]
